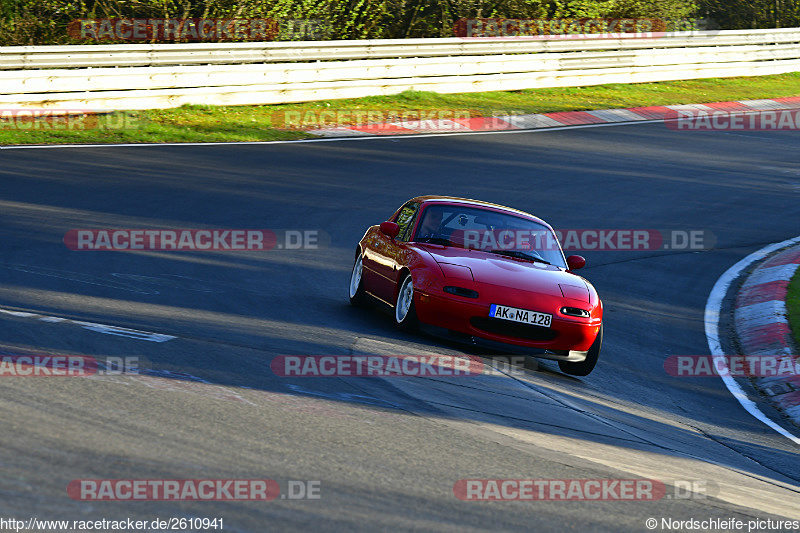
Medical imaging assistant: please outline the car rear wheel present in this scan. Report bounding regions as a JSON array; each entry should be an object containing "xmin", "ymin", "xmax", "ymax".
[
  {"xmin": 349, "ymin": 254, "xmax": 367, "ymax": 306},
  {"xmin": 394, "ymin": 274, "xmax": 418, "ymax": 331},
  {"xmin": 559, "ymin": 324, "xmax": 602, "ymax": 376}
]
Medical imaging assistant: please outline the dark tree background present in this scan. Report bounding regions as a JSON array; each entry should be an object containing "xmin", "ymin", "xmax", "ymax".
[{"xmin": 0, "ymin": 0, "xmax": 796, "ymax": 45}]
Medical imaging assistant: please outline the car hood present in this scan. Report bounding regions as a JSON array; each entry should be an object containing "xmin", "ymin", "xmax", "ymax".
[{"xmin": 419, "ymin": 245, "xmax": 589, "ymax": 300}]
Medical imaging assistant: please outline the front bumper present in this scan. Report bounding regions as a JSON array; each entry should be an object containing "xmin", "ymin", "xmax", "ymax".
[{"xmin": 415, "ymin": 288, "xmax": 601, "ymax": 353}]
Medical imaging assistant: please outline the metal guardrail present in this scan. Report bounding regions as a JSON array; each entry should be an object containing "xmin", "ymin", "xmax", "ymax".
[{"xmin": 1, "ymin": 29, "xmax": 799, "ymax": 110}]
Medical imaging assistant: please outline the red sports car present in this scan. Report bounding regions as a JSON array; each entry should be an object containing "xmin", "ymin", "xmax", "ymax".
[{"xmin": 348, "ymin": 196, "xmax": 603, "ymax": 376}]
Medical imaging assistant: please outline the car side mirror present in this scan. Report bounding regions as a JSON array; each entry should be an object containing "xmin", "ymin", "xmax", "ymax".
[
  {"xmin": 380, "ymin": 221, "xmax": 400, "ymax": 239},
  {"xmin": 566, "ymin": 255, "xmax": 586, "ymax": 271}
]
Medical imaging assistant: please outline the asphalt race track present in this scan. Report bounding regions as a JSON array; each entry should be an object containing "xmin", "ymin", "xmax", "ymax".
[{"xmin": 1, "ymin": 123, "xmax": 799, "ymax": 531}]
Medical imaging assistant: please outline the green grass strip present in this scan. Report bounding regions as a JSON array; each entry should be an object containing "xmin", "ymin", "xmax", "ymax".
[
  {"xmin": 787, "ymin": 265, "xmax": 800, "ymax": 351},
  {"xmin": 1, "ymin": 72, "xmax": 799, "ymax": 145}
]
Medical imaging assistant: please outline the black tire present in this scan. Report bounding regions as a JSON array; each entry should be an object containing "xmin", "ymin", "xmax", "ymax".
[
  {"xmin": 349, "ymin": 253, "xmax": 367, "ymax": 306},
  {"xmin": 394, "ymin": 274, "xmax": 418, "ymax": 331},
  {"xmin": 559, "ymin": 324, "xmax": 602, "ymax": 376}
]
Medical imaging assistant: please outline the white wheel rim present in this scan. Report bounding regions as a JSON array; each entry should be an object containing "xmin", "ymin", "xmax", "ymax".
[
  {"xmin": 349, "ymin": 256, "xmax": 362, "ymax": 299},
  {"xmin": 396, "ymin": 277, "xmax": 413, "ymax": 322}
]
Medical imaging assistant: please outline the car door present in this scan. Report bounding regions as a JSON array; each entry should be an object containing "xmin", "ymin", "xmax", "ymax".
[{"xmin": 363, "ymin": 201, "xmax": 419, "ymax": 303}]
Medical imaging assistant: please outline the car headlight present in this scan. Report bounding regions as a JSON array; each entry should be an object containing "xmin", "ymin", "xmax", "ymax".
[{"xmin": 560, "ymin": 306, "xmax": 590, "ymax": 318}]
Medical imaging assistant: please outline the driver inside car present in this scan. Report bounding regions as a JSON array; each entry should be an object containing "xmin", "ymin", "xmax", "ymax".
[{"xmin": 415, "ymin": 208, "xmax": 444, "ymax": 241}]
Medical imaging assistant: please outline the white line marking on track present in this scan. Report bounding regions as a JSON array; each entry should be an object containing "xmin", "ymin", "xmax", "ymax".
[
  {"xmin": 72, "ymin": 321, "xmax": 176, "ymax": 342},
  {"xmin": 0, "ymin": 307, "xmax": 176, "ymax": 342},
  {"xmin": 0, "ymin": 310, "xmax": 38, "ymax": 317},
  {"xmin": 37, "ymin": 316, "xmax": 68, "ymax": 323},
  {"xmin": 705, "ymin": 235, "xmax": 800, "ymax": 446}
]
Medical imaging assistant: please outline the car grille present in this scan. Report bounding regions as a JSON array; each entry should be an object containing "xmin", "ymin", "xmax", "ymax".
[{"xmin": 469, "ymin": 317, "xmax": 558, "ymax": 341}]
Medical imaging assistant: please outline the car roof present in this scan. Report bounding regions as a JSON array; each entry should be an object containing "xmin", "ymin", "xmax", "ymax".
[{"xmin": 408, "ymin": 196, "xmax": 551, "ymax": 228}]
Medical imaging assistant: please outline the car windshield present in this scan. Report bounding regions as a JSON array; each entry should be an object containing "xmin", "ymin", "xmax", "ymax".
[{"xmin": 412, "ymin": 204, "xmax": 567, "ymax": 268}]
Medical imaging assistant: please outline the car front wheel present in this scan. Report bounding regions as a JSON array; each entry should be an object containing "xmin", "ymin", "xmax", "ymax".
[
  {"xmin": 394, "ymin": 274, "xmax": 418, "ymax": 331},
  {"xmin": 559, "ymin": 324, "xmax": 602, "ymax": 376}
]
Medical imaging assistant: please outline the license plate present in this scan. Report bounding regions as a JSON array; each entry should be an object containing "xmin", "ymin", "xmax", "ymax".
[{"xmin": 489, "ymin": 304, "xmax": 552, "ymax": 328}]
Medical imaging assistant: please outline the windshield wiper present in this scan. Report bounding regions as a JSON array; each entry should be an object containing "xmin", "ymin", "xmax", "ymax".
[
  {"xmin": 416, "ymin": 236, "xmax": 451, "ymax": 245},
  {"xmin": 487, "ymin": 249, "xmax": 551, "ymax": 265}
]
